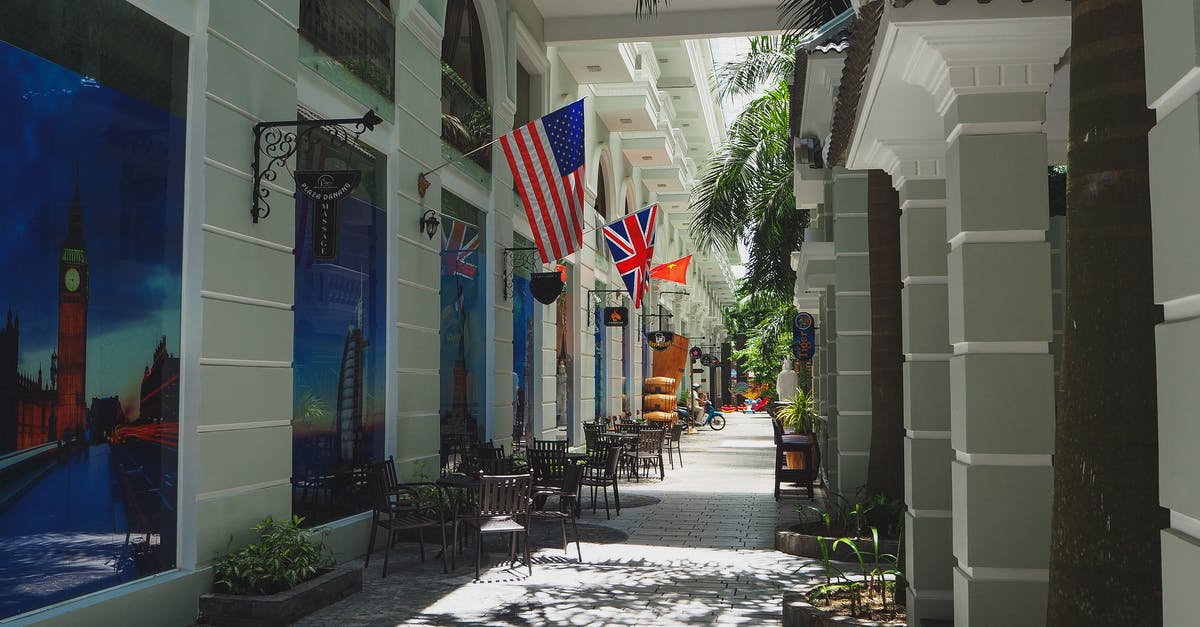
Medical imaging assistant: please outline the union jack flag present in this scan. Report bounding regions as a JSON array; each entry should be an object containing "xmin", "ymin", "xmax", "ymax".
[
  {"xmin": 601, "ymin": 204, "xmax": 658, "ymax": 308},
  {"xmin": 441, "ymin": 215, "xmax": 479, "ymax": 280}
]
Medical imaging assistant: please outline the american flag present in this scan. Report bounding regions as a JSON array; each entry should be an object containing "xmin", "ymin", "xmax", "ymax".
[
  {"xmin": 602, "ymin": 204, "xmax": 658, "ymax": 309},
  {"xmin": 441, "ymin": 214, "xmax": 479, "ymax": 279},
  {"xmin": 499, "ymin": 99, "xmax": 585, "ymax": 264}
]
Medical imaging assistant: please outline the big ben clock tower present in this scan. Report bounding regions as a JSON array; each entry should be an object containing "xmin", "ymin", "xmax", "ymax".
[{"xmin": 57, "ymin": 174, "xmax": 89, "ymax": 440}]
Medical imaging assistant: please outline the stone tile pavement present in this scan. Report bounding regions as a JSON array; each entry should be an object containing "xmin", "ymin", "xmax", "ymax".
[{"xmin": 294, "ymin": 413, "xmax": 825, "ymax": 626}]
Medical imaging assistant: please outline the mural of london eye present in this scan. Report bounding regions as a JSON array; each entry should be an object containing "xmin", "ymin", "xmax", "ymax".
[{"xmin": 0, "ymin": 8, "xmax": 187, "ymax": 619}]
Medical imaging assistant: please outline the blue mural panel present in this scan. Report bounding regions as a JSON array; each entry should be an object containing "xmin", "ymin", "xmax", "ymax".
[{"xmin": 0, "ymin": 16, "xmax": 186, "ymax": 618}]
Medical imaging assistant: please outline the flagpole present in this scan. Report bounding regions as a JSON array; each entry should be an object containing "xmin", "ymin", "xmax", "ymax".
[{"xmin": 417, "ymin": 136, "xmax": 505, "ymax": 197}]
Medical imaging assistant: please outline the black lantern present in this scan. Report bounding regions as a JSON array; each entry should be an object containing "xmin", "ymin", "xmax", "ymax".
[{"xmin": 420, "ymin": 209, "xmax": 440, "ymax": 240}]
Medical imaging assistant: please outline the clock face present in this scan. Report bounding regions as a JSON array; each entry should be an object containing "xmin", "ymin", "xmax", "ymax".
[{"xmin": 64, "ymin": 267, "xmax": 80, "ymax": 292}]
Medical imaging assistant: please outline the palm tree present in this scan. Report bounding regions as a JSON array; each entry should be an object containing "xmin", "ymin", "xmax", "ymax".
[
  {"xmin": 690, "ymin": 81, "xmax": 800, "ymax": 298},
  {"xmin": 1046, "ymin": 1, "xmax": 1161, "ymax": 623}
]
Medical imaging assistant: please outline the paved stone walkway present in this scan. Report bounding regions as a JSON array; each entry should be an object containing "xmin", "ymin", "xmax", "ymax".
[{"xmin": 295, "ymin": 412, "xmax": 824, "ymax": 626}]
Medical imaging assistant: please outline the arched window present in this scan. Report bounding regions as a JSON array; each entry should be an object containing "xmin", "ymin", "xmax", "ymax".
[{"xmin": 441, "ymin": 0, "xmax": 491, "ymax": 170}]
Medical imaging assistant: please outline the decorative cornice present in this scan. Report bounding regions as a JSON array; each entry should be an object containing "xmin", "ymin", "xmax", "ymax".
[
  {"xmin": 900, "ymin": 23, "xmax": 1070, "ymax": 116},
  {"xmin": 866, "ymin": 139, "xmax": 946, "ymax": 188}
]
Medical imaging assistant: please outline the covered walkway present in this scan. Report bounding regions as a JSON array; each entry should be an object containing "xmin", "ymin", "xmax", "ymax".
[{"xmin": 294, "ymin": 413, "xmax": 822, "ymax": 626}]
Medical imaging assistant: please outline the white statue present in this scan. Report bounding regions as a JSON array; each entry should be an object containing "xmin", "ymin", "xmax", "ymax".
[{"xmin": 777, "ymin": 356, "xmax": 798, "ymax": 402}]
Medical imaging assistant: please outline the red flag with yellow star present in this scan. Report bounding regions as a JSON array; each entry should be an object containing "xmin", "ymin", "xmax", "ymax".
[{"xmin": 649, "ymin": 254, "xmax": 692, "ymax": 285}]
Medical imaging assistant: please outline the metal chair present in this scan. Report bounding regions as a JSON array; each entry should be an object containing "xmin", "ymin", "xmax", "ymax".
[
  {"xmin": 528, "ymin": 438, "xmax": 568, "ymax": 452},
  {"xmin": 530, "ymin": 463, "xmax": 584, "ymax": 561},
  {"xmin": 664, "ymin": 423, "xmax": 684, "ymax": 469},
  {"xmin": 581, "ymin": 441, "xmax": 622, "ymax": 519},
  {"xmin": 364, "ymin": 460, "xmax": 448, "ymax": 577},
  {"xmin": 460, "ymin": 474, "xmax": 533, "ymax": 579},
  {"xmin": 622, "ymin": 428, "xmax": 665, "ymax": 482}
]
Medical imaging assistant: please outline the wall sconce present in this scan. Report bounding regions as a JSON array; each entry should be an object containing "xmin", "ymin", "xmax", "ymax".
[{"xmin": 420, "ymin": 209, "xmax": 440, "ymax": 240}]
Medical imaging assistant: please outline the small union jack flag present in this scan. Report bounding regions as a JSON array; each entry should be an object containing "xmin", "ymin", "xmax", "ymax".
[
  {"xmin": 441, "ymin": 215, "xmax": 479, "ymax": 280},
  {"xmin": 601, "ymin": 204, "xmax": 658, "ymax": 308}
]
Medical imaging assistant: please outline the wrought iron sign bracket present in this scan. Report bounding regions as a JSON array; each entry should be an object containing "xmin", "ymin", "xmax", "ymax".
[
  {"xmin": 586, "ymin": 289, "xmax": 629, "ymax": 330},
  {"xmin": 502, "ymin": 247, "xmax": 539, "ymax": 301},
  {"xmin": 250, "ymin": 109, "xmax": 383, "ymax": 224}
]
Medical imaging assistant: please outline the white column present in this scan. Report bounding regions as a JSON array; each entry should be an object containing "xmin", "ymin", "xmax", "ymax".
[{"xmin": 1144, "ymin": 2, "xmax": 1200, "ymax": 623}]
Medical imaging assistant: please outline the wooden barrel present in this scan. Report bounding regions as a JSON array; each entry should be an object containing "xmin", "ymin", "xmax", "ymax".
[
  {"xmin": 643, "ymin": 393, "xmax": 677, "ymax": 412},
  {"xmin": 643, "ymin": 411, "xmax": 677, "ymax": 425},
  {"xmin": 644, "ymin": 377, "xmax": 676, "ymax": 395}
]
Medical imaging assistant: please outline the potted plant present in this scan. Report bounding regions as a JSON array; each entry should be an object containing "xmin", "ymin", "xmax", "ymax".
[
  {"xmin": 776, "ymin": 388, "xmax": 819, "ymax": 469},
  {"xmin": 198, "ymin": 515, "xmax": 362, "ymax": 627}
]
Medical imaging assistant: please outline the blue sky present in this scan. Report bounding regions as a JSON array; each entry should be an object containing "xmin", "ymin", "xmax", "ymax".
[{"xmin": 0, "ymin": 40, "xmax": 185, "ymax": 414}]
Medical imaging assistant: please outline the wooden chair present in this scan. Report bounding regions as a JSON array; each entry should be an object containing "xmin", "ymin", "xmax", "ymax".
[
  {"xmin": 364, "ymin": 460, "xmax": 448, "ymax": 577},
  {"xmin": 622, "ymin": 428, "xmax": 665, "ymax": 482},
  {"xmin": 530, "ymin": 463, "xmax": 584, "ymax": 561},
  {"xmin": 460, "ymin": 474, "xmax": 533, "ymax": 579},
  {"xmin": 771, "ymin": 419, "xmax": 815, "ymax": 500}
]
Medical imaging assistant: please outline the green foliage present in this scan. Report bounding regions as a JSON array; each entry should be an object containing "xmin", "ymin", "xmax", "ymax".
[
  {"xmin": 810, "ymin": 525, "xmax": 906, "ymax": 618},
  {"xmin": 798, "ymin": 488, "xmax": 903, "ymax": 539},
  {"xmin": 777, "ymin": 388, "xmax": 819, "ymax": 433},
  {"xmin": 724, "ymin": 295, "xmax": 797, "ymax": 398},
  {"xmin": 213, "ymin": 516, "xmax": 335, "ymax": 596}
]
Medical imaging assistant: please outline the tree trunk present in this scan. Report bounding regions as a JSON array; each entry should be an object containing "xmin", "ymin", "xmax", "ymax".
[
  {"xmin": 1047, "ymin": 1, "xmax": 1161, "ymax": 624},
  {"xmin": 865, "ymin": 169, "xmax": 903, "ymax": 503}
]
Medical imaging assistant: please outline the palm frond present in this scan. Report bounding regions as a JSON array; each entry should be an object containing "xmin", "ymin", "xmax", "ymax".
[
  {"xmin": 635, "ymin": 0, "xmax": 667, "ymax": 19},
  {"xmin": 778, "ymin": 0, "xmax": 852, "ymax": 36},
  {"xmin": 714, "ymin": 35, "xmax": 803, "ymax": 100}
]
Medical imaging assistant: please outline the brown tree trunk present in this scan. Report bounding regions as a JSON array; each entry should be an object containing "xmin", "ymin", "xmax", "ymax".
[
  {"xmin": 1047, "ymin": 1, "xmax": 1161, "ymax": 624},
  {"xmin": 865, "ymin": 169, "xmax": 903, "ymax": 503}
]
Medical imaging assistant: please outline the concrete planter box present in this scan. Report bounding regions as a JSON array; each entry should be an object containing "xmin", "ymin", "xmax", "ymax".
[
  {"xmin": 783, "ymin": 589, "xmax": 903, "ymax": 627},
  {"xmin": 198, "ymin": 566, "xmax": 362, "ymax": 627},
  {"xmin": 775, "ymin": 528, "xmax": 899, "ymax": 562}
]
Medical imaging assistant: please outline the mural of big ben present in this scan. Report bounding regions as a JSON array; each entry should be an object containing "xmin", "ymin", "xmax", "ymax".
[{"xmin": 56, "ymin": 175, "xmax": 88, "ymax": 439}]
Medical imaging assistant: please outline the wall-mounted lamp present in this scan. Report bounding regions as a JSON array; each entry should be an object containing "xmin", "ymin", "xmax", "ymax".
[{"xmin": 420, "ymin": 209, "xmax": 440, "ymax": 240}]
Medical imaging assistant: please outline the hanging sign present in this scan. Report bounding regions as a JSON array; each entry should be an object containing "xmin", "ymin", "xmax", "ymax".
[
  {"xmin": 530, "ymin": 271, "xmax": 565, "ymax": 304},
  {"xmin": 700, "ymin": 354, "xmax": 716, "ymax": 367},
  {"xmin": 603, "ymin": 306, "xmax": 628, "ymax": 327},
  {"xmin": 646, "ymin": 330, "xmax": 675, "ymax": 351},
  {"xmin": 689, "ymin": 346, "xmax": 703, "ymax": 361},
  {"xmin": 296, "ymin": 170, "xmax": 361, "ymax": 260},
  {"xmin": 792, "ymin": 311, "xmax": 816, "ymax": 362}
]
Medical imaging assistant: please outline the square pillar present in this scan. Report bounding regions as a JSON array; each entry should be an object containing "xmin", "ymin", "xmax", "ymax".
[
  {"xmin": 896, "ymin": 176, "xmax": 954, "ymax": 624},
  {"xmin": 831, "ymin": 169, "xmax": 870, "ymax": 495},
  {"xmin": 1144, "ymin": 2, "xmax": 1200, "ymax": 622},
  {"xmin": 943, "ymin": 92, "xmax": 1055, "ymax": 626}
]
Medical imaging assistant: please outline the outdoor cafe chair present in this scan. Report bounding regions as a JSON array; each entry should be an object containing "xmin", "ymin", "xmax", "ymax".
[
  {"xmin": 459, "ymin": 474, "xmax": 533, "ymax": 579},
  {"xmin": 530, "ymin": 462, "xmax": 584, "ymax": 561},
  {"xmin": 583, "ymin": 423, "xmax": 601, "ymax": 451},
  {"xmin": 623, "ymin": 428, "xmax": 665, "ymax": 482},
  {"xmin": 364, "ymin": 460, "xmax": 448, "ymax": 577},
  {"xmin": 581, "ymin": 441, "xmax": 622, "ymax": 519},
  {"xmin": 528, "ymin": 438, "xmax": 568, "ymax": 452},
  {"xmin": 527, "ymin": 447, "xmax": 569, "ymax": 492},
  {"xmin": 664, "ymin": 423, "xmax": 684, "ymax": 469}
]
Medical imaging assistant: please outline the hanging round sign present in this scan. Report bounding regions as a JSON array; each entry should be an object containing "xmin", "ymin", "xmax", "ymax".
[{"xmin": 646, "ymin": 330, "xmax": 675, "ymax": 351}]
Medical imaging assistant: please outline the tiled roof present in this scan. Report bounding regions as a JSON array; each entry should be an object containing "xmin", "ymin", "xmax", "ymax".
[{"xmin": 827, "ymin": 0, "xmax": 884, "ymax": 167}]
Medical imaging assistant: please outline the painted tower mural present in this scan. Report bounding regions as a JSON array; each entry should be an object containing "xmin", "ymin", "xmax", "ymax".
[
  {"xmin": 291, "ymin": 129, "xmax": 387, "ymax": 526},
  {"xmin": 0, "ymin": 0, "xmax": 188, "ymax": 618}
]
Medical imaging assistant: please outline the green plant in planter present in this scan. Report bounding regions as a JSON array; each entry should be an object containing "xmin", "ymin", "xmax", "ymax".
[
  {"xmin": 214, "ymin": 515, "xmax": 335, "ymax": 596},
  {"xmin": 777, "ymin": 388, "xmax": 818, "ymax": 433},
  {"xmin": 810, "ymin": 526, "xmax": 906, "ymax": 619}
]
